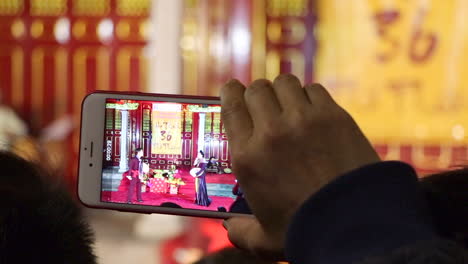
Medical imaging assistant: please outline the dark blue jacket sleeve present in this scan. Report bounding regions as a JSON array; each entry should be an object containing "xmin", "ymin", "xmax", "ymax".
[{"xmin": 285, "ymin": 161, "xmax": 438, "ymax": 264}]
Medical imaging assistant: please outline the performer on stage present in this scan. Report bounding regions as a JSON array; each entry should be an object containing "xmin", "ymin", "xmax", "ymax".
[
  {"xmin": 229, "ymin": 182, "xmax": 251, "ymax": 214},
  {"xmin": 192, "ymin": 150, "xmax": 206, "ymax": 197},
  {"xmin": 193, "ymin": 150, "xmax": 205, "ymax": 167},
  {"xmin": 207, "ymin": 156, "xmax": 224, "ymax": 174},
  {"xmin": 126, "ymin": 148, "xmax": 144, "ymax": 204},
  {"xmin": 194, "ymin": 162, "xmax": 212, "ymax": 206}
]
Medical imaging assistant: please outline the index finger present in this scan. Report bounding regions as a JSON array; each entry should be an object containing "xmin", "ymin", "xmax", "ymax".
[
  {"xmin": 220, "ymin": 79, "xmax": 253, "ymax": 149},
  {"xmin": 224, "ymin": 217, "xmax": 285, "ymax": 260}
]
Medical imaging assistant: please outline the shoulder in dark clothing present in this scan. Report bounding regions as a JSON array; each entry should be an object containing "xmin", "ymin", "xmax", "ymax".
[
  {"xmin": 358, "ymin": 239, "xmax": 468, "ymax": 264},
  {"xmin": 285, "ymin": 161, "xmax": 438, "ymax": 264},
  {"xmin": 419, "ymin": 168, "xmax": 468, "ymax": 246}
]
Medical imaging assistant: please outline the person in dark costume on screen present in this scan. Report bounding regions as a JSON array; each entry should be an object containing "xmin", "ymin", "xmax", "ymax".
[
  {"xmin": 207, "ymin": 156, "xmax": 224, "ymax": 174},
  {"xmin": 194, "ymin": 161, "xmax": 212, "ymax": 206}
]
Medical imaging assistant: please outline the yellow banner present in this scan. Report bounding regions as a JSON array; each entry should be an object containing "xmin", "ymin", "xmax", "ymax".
[
  {"xmin": 151, "ymin": 104, "xmax": 182, "ymax": 155},
  {"xmin": 315, "ymin": 0, "xmax": 468, "ymax": 144}
]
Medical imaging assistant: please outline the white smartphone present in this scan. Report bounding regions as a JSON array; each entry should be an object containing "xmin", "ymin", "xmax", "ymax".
[{"xmin": 78, "ymin": 91, "xmax": 251, "ymax": 219}]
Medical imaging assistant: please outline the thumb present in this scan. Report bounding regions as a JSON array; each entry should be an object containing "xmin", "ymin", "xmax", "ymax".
[{"xmin": 224, "ymin": 217, "xmax": 285, "ymax": 261}]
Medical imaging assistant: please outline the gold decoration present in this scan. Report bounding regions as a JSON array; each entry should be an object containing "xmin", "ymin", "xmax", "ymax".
[
  {"xmin": 11, "ymin": 19, "xmax": 25, "ymax": 39},
  {"xmin": 181, "ymin": 19, "xmax": 198, "ymax": 95},
  {"xmin": 31, "ymin": 0, "xmax": 66, "ymax": 16},
  {"xmin": 267, "ymin": 21, "xmax": 281, "ymax": 44},
  {"xmin": 267, "ymin": 19, "xmax": 306, "ymax": 45},
  {"xmin": 412, "ymin": 144, "xmax": 452, "ymax": 170},
  {"xmin": 267, "ymin": 0, "xmax": 308, "ymax": 17},
  {"xmin": 251, "ymin": 0, "xmax": 267, "ymax": 80},
  {"xmin": 0, "ymin": 0, "xmax": 24, "ymax": 15},
  {"xmin": 72, "ymin": 20, "xmax": 86, "ymax": 39},
  {"xmin": 185, "ymin": 0, "xmax": 198, "ymax": 9},
  {"xmin": 73, "ymin": 0, "xmax": 109, "ymax": 16},
  {"xmin": 106, "ymin": 102, "xmax": 140, "ymax": 110},
  {"xmin": 73, "ymin": 47, "xmax": 110, "ymax": 118},
  {"xmin": 31, "ymin": 48, "xmax": 44, "ymax": 126},
  {"xmin": 186, "ymin": 105, "xmax": 221, "ymax": 113},
  {"xmin": 116, "ymin": 21, "xmax": 131, "ymax": 39},
  {"xmin": 265, "ymin": 50, "xmax": 279, "ymax": 81},
  {"xmin": 11, "ymin": 47, "xmax": 24, "ymax": 109},
  {"xmin": 266, "ymin": 49, "xmax": 305, "ymax": 83},
  {"xmin": 31, "ymin": 20, "xmax": 44, "ymax": 38},
  {"xmin": 54, "ymin": 48, "xmax": 68, "ymax": 118},
  {"xmin": 73, "ymin": 48, "xmax": 88, "ymax": 123},
  {"xmin": 139, "ymin": 19, "xmax": 150, "ymax": 39},
  {"xmin": 116, "ymin": 47, "xmax": 145, "ymax": 91},
  {"xmin": 97, "ymin": 48, "xmax": 110, "ymax": 91},
  {"xmin": 116, "ymin": 0, "xmax": 150, "ymax": 16}
]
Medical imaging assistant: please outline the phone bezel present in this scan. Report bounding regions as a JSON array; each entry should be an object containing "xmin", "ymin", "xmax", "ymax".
[{"xmin": 78, "ymin": 91, "xmax": 249, "ymax": 219}]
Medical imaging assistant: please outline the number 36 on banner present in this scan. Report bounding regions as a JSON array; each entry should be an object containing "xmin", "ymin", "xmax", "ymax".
[{"xmin": 315, "ymin": 0, "xmax": 468, "ymax": 145}]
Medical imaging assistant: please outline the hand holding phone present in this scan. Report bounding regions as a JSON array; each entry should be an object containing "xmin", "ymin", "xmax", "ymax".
[{"xmin": 221, "ymin": 75, "xmax": 380, "ymax": 259}]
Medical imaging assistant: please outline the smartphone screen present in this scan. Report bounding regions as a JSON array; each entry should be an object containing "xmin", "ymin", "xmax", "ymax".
[{"xmin": 100, "ymin": 98, "xmax": 249, "ymax": 214}]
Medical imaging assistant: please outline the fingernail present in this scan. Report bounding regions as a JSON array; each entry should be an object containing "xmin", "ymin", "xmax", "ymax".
[
  {"xmin": 226, "ymin": 79, "xmax": 240, "ymax": 86},
  {"xmin": 221, "ymin": 79, "xmax": 236, "ymax": 97}
]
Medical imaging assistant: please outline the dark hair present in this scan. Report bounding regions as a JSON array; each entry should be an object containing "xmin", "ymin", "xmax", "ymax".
[
  {"xmin": 160, "ymin": 202, "xmax": 182, "ymax": 208},
  {"xmin": 135, "ymin": 147, "xmax": 143, "ymax": 154},
  {"xmin": 207, "ymin": 156, "xmax": 215, "ymax": 167},
  {"xmin": 0, "ymin": 152, "xmax": 96, "ymax": 264},
  {"xmin": 193, "ymin": 247, "xmax": 275, "ymax": 264},
  {"xmin": 199, "ymin": 150, "xmax": 205, "ymax": 157}
]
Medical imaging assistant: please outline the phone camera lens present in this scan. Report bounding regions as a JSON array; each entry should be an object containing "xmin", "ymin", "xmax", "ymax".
[{"xmin": 89, "ymin": 163, "xmax": 93, "ymax": 167}]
